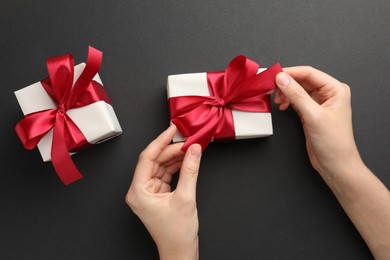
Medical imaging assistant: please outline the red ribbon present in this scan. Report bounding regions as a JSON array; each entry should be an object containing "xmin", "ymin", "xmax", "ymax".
[
  {"xmin": 169, "ymin": 55, "xmax": 282, "ymax": 151},
  {"xmin": 15, "ymin": 46, "xmax": 111, "ymax": 185}
]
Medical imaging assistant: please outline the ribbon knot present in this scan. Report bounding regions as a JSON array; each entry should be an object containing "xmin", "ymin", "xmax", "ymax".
[
  {"xmin": 204, "ymin": 97, "xmax": 226, "ymax": 107},
  {"xmin": 57, "ymin": 104, "xmax": 66, "ymax": 114},
  {"xmin": 58, "ymin": 109, "xmax": 65, "ymax": 116},
  {"xmin": 15, "ymin": 46, "xmax": 111, "ymax": 185},
  {"xmin": 169, "ymin": 55, "xmax": 282, "ymax": 152},
  {"xmin": 215, "ymin": 97, "xmax": 225, "ymax": 107}
]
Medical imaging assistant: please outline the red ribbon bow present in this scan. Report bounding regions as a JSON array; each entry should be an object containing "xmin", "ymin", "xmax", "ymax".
[
  {"xmin": 15, "ymin": 46, "xmax": 111, "ymax": 185},
  {"xmin": 169, "ymin": 55, "xmax": 282, "ymax": 151}
]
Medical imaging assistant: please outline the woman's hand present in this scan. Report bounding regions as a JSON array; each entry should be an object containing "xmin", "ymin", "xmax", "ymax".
[
  {"xmin": 274, "ymin": 67, "xmax": 360, "ymax": 180},
  {"xmin": 126, "ymin": 125, "xmax": 201, "ymax": 260},
  {"xmin": 274, "ymin": 67, "xmax": 390, "ymax": 259}
]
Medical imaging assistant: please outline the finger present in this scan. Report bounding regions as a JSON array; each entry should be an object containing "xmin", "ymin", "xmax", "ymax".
[
  {"xmin": 132, "ymin": 124, "xmax": 177, "ymax": 183},
  {"xmin": 279, "ymin": 100, "xmax": 290, "ymax": 111},
  {"xmin": 283, "ymin": 66, "xmax": 342, "ymax": 92},
  {"xmin": 273, "ymin": 89, "xmax": 283, "ymax": 104},
  {"xmin": 153, "ymin": 142, "xmax": 184, "ymax": 179},
  {"xmin": 144, "ymin": 124, "xmax": 177, "ymax": 161},
  {"xmin": 151, "ymin": 178, "xmax": 172, "ymax": 193},
  {"xmin": 274, "ymin": 90, "xmax": 290, "ymax": 110},
  {"xmin": 155, "ymin": 160, "xmax": 183, "ymax": 182},
  {"xmin": 175, "ymin": 144, "xmax": 202, "ymax": 200},
  {"xmin": 160, "ymin": 162, "xmax": 183, "ymax": 184},
  {"xmin": 275, "ymin": 72, "xmax": 320, "ymax": 118},
  {"xmin": 156, "ymin": 142, "xmax": 184, "ymax": 165},
  {"xmin": 149, "ymin": 161, "xmax": 183, "ymax": 194}
]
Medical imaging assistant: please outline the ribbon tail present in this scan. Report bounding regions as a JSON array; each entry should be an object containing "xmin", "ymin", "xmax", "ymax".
[
  {"xmin": 252, "ymin": 63, "xmax": 283, "ymax": 94},
  {"xmin": 174, "ymin": 106, "xmax": 221, "ymax": 152},
  {"xmin": 51, "ymin": 114, "xmax": 83, "ymax": 185},
  {"xmin": 180, "ymin": 119, "xmax": 217, "ymax": 152}
]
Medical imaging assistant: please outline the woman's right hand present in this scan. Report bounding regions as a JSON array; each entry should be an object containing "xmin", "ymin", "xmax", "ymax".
[
  {"xmin": 274, "ymin": 67, "xmax": 390, "ymax": 259},
  {"xmin": 274, "ymin": 67, "xmax": 362, "ymax": 180}
]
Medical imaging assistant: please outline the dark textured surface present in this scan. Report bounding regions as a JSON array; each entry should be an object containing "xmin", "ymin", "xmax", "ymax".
[{"xmin": 1, "ymin": 1, "xmax": 389, "ymax": 259}]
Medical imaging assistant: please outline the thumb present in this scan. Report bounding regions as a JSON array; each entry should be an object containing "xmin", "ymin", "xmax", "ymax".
[
  {"xmin": 275, "ymin": 72, "xmax": 319, "ymax": 118},
  {"xmin": 175, "ymin": 144, "xmax": 202, "ymax": 200}
]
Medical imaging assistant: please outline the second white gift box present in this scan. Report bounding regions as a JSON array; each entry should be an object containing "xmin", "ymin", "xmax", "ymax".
[{"xmin": 15, "ymin": 63, "xmax": 123, "ymax": 162}]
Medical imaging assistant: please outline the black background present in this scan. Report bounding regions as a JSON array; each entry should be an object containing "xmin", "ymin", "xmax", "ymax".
[{"xmin": 1, "ymin": 1, "xmax": 389, "ymax": 259}]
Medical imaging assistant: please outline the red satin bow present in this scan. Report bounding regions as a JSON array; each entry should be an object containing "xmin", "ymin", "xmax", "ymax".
[
  {"xmin": 15, "ymin": 46, "xmax": 111, "ymax": 185},
  {"xmin": 169, "ymin": 55, "xmax": 282, "ymax": 151}
]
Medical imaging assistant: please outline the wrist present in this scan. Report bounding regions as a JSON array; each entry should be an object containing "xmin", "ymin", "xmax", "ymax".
[
  {"xmin": 157, "ymin": 237, "xmax": 199, "ymax": 260},
  {"xmin": 316, "ymin": 144, "xmax": 363, "ymax": 184},
  {"xmin": 318, "ymin": 153, "xmax": 368, "ymax": 196}
]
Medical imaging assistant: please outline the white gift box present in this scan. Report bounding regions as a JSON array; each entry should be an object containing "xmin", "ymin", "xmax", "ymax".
[
  {"xmin": 15, "ymin": 63, "xmax": 123, "ymax": 162},
  {"xmin": 167, "ymin": 69, "xmax": 273, "ymax": 143}
]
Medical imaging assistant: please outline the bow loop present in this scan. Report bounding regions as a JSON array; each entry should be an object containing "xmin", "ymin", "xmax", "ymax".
[
  {"xmin": 224, "ymin": 55, "xmax": 259, "ymax": 93},
  {"xmin": 44, "ymin": 54, "xmax": 75, "ymax": 107}
]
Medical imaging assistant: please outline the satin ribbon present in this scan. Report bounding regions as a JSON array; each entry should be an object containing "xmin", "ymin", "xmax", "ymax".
[
  {"xmin": 15, "ymin": 46, "xmax": 111, "ymax": 185},
  {"xmin": 169, "ymin": 55, "xmax": 282, "ymax": 151}
]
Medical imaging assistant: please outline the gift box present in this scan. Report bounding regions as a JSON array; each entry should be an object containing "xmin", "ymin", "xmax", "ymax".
[
  {"xmin": 15, "ymin": 47, "xmax": 122, "ymax": 185},
  {"xmin": 168, "ymin": 69, "xmax": 271, "ymax": 141},
  {"xmin": 167, "ymin": 56, "xmax": 282, "ymax": 151}
]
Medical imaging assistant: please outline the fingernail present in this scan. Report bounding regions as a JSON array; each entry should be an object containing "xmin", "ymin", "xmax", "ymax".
[
  {"xmin": 276, "ymin": 72, "xmax": 290, "ymax": 87},
  {"xmin": 190, "ymin": 144, "xmax": 202, "ymax": 160}
]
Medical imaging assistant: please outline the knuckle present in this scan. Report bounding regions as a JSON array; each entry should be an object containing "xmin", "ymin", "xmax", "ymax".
[
  {"xmin": 300, "ymin": 66, "xmax": 317, "ymax": 83},
  {"xmin": 342, "ymin": 83, "xmax": 351, "ymax": 92},
  {"xmin": 303, "ymin": 65, "xmax": 315, "ymax": 71},
  {"xmin": 125, "ymin": 190, "xmax": 139, "ymax": 211},
  {"xmin": 138, "ymin": 150, "xmax": 148, "ymax": 161},
  {"xmin": 125, "ymin": 192, "xmax": 135, "ymax": 207},
  {"xmin": 340, "ymin": 83, "xmax": 351, "ymax": 99},
  {"xmin": 300, "ymin": 66, "xmax": 317, "ymax": 76},
  {"xmin": 125, "ymin": 191, "xmax": 135, "ymax": 207}
]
